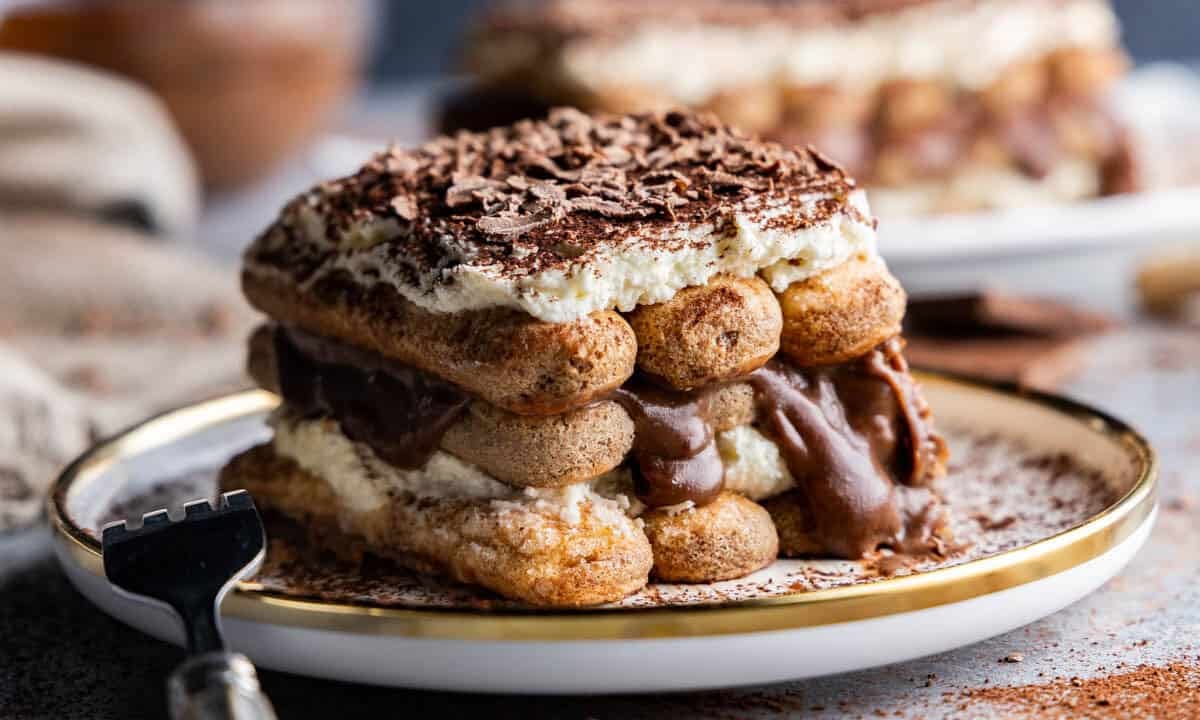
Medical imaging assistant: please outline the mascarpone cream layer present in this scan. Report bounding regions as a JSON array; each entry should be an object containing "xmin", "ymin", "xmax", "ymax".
[
  {"xmin": 274, "ymin": 188, "xmax": 878, "ymax": 323},
  {"xmin": 270, "ymin": 413, "xmax": 637, "ymax": 526},
  {"xmin": 718, "ymin": 425, "xmax": 796, "ymax": 501}
]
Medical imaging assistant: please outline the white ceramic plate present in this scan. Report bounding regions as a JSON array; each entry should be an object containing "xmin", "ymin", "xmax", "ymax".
[
  {"xmin": 51, "ymin": 376, "xmax": 1155, "ymax": 694},
  {"xmin": 876, "ymin": 184, "xmax": 1200, "ymax": 265}
]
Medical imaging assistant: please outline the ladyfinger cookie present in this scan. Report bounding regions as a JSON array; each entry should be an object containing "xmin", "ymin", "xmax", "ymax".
[
  {"xmin": 776, "ymin": 253, "xmax": 906, "ymax": 366},
  {"xmin": 223, "ymin": 436, "xmax": 653, "ymax": 607},
  {"xmin": 627, "ymin": 274, "xmax": 782, "ymax": 391},
  {"xmin": 642, "ymin": 492, "xmax": 778, "ymax": 583},
  {"xmin": 243, "ymin": 270, "xmax": 637, "ymax": 416}
]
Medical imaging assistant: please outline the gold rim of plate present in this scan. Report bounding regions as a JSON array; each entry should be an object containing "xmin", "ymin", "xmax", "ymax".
[{"xmin": 50, "ymin": 373, "xmax": 1157, "ymax": 642}]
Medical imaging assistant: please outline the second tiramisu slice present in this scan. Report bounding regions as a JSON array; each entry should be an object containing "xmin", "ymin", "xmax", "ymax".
[{"xmin": 459, "ymin": 0, "xmax": 1137, "ymax": 214}]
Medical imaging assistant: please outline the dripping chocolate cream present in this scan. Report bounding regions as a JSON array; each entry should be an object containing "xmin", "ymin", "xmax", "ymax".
[{"xmin": 223, "ymin": 108, "xmax": 950, "ymax": 607}]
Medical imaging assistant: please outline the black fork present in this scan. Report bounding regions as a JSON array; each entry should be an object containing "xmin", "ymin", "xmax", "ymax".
[{"xmin": 102, "ymin": 490, "xmax": 277, "ymax": 720}]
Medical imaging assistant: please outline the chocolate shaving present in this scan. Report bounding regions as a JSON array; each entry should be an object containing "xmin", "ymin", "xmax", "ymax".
[
  {"xmin": 528, "ymin": 181, "xmax": 568, "ymax": 205},
  {"xmin": 389, "ymin": 195, "xmax": 419, "ymax": 221},
  {"xmin": 698, "ymin": 167, "xmax": 769, "ymax": 191},
  {"xmin": 568, "ymin": 196, "xmax": 642, "ymax": 218},
  {"xmin": 476, "ymin": 211, "xmax": 556, "ymax": 236},
  {"xmin": 444, "ymin": 176, "xmax": 507, "ymax": 208}
]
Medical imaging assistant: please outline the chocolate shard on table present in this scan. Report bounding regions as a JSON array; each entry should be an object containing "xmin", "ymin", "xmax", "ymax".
[
  {"xmin": 223, "ymin": 108, "xmax": 949, "ymax": 607},
  {"xmin": 906, "ymin": 291, "xmax": 1117, "ymax": 338},
  {"xmin": 454, "ymin": 0, "xmax": 1138, "ymax": 216},
  {"xmin": 904, "ymin": 291, "xmax": 1118, "ymax": 390}
]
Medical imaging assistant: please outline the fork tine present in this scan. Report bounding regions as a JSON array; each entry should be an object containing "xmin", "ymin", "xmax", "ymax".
[
  {"xmin": 140, "ymin": 509, "xmax": 171, "ymax": 529},
  {"xmin": 220, "ymin": 490, "xmax": 254, "ymax": 511},
  {"xmin": 101, "ymin": 519, "xmax": 131, "ymax": 543},
  {"xmin": 104, "ymin": 494, "xmax": 263, "ymax": 550},
  {"xmin": 183, "ymin": 499, "xmax": 215, "ymax": 519}
]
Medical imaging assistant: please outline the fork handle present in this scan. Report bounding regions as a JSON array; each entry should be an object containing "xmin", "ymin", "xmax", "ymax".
[{"xmin": 168, "ymin": 652, "xmax": 278, "ymax": 720}]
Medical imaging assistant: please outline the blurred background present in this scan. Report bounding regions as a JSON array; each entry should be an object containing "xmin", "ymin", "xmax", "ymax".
[{"xmin": 0, "ymin": 0, "xmax": 1197, "ymax": 531}]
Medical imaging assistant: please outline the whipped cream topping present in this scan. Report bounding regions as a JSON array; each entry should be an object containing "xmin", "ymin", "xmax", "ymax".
[
  {"xmin": 245, "ymin": 109, "xmax": 873, "ymax": 323},
  {"xmin": 475, "ymin": 0, "xmax": 1119, "ymax": 105},
  {"xmin": 314, "ymin": 188, "xmax": 877, "ymax": 322}
]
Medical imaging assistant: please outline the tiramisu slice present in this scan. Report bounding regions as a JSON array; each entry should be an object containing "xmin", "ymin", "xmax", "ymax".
[
  {"xmin": 456, "ymin": 0, "xmax": 1137, "ymax": 215},
  {"xmin": 222, "ymin": 109, "xmax": 948, "ymax": 606}
]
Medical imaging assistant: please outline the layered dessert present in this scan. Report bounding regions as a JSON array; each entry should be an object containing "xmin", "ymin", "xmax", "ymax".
[
  {"xmin": 221, "ymin": 109, "xmax": 949, "ymax": 606},
  {"xmin": 453, "ymin": 0, "xmax": 1137, "ymax": 215}
]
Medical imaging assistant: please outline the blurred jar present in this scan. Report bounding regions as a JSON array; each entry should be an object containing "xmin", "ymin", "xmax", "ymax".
[{"xmin": 0, "ymin": 0, "xmax": 368, "ymax": 191}]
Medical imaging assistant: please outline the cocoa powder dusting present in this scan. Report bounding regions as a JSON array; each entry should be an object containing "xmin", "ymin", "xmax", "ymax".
[
  {"xmin": 960, "ymin": 663, "xmax": 1200, "ymax": 719},
  {"xmin": 247, "ymin": 108, "xmax": 860, "ymax": 290}
]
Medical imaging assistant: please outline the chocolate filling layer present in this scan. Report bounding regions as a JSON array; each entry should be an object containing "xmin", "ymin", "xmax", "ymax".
[
  {"xmin": 269, "ymin": 327, "xmax": 946, "ymax": 557},
  {"xmin": 610, "ymin": 382, "xmax": 725, "ymax": 508},
  {"xmin": 748, "ymin": 339, "xmax": 946, "ymax": 556},
  {"xmin": 275, "ymin": 327, "xmax": 469, "ymax": 469},
  {"xmin": 606, "ymin": 338, "xmax": 945, "ymax": 555}
]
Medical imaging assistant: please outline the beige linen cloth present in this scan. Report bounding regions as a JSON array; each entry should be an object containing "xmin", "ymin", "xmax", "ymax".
[
  {"xmin": 0, "ymin": 56, "xmax": 255, "ymax": 529},
  {"xmin": 0, "ymin": 214, "xmax": 257, "ymax": 530}
]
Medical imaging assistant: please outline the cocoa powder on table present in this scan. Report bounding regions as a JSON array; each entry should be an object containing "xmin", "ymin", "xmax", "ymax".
[{"xmin": 958, "ymin": 662, "xmax": 1200, "ymax": 719}]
